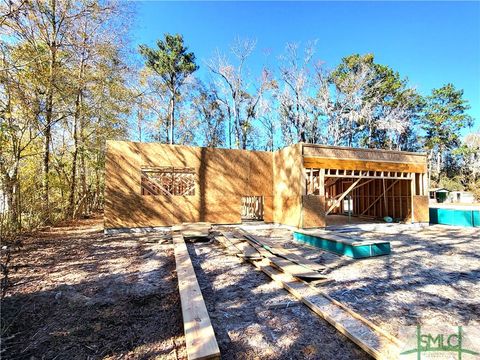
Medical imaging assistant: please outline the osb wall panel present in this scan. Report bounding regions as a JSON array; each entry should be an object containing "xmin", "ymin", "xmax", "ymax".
[
  {"xmin": 302, "ymin": 195, "xmax": 326, "ymax": 228},
  {"xmin": 273, "ymin": 144, "xmax": 303, "ymax": 227},
  {"xmin": 303, "ymin": 144, "xmax": 427, "ymax": 165},
  {"xmin": 413, "ymin": 195, "xmax": 429, "ymax": 223},
  {"xmin": 104, "ymin": 141, "xmax": 274, "ymax": 229}
]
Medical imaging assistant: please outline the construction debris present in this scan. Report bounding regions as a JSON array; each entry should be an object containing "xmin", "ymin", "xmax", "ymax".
[
  {"xmin": 248, "ymin": 257, "xmax": 400, "ymax": 359},
  {"xmin": 215, "ymin": 229, "xmax": 401, "ymax": 360}
]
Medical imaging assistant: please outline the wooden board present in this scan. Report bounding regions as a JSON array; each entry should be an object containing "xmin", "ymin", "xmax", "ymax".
[
  {"xmin": 173, "ymin": 233, "xmax": 220, "ymax": 360},
  {"xmin": 267, "ymin": 256, "xmax": 328, "ymax": 280},
  {"xmin": 413, "ymin": 195, "xmax": 429, "ymax": 223},
  {"xmin": 224, "ymin": 232, "xmax": 327, "ymax": 280},
  {"xmin": 222, "ymin": 233, "xmax": 262, "ymax": 259},
  {"xmin": 215, "ymin": 235, "xmax": 240, "ymax": 255},
  {"xmin": 238, "ymin": 231, "xmax": 326, "ymax": 272},
  {"xmin": 173, "ymin": 222, "xmax": 212, "ymax": 238},
  {"xmin": 302, "ymin": 144, "xmax": 427, "ymax": 163},
  {"xmin": 302, "ymin": 195, "xmax": 326, "ymax": 228},
  {"xmin": 296, "ymin": 229, "xmax": 390, "ymax": 246},
  {"xmin": 303, "ymin": 157, "xmax": 427, "ymax": 173},
  {"xmin": 250, "ymin": 258, "xmax": 400, "ymax": 360},
  {"xmin": 214, "ymin": 230, "xmax": 399, "ymax": 359}
]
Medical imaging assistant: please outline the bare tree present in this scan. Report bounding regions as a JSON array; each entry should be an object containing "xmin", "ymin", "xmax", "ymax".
[
  {"xmin": 328, "ymin": 61, "xmax": 379, "ymax": 146},
  {"xmin": 277, "ymin": 41, "xmax": 328, "ymax": 145},
  {"xmin": 376, "ymin": 102, "xmax": 414, "ymax": 150},
  {"xmin": 207, "ymin": 38, "xmax": 274, "ymax": 149},
  {"xmin": 191, "ymin": 83, "xmax": 226, "ymax": 147}
]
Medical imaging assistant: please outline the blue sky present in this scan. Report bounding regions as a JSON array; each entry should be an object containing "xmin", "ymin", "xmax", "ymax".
[{"xmin": 131, "ymin": 1, "xmax": 480, "ymax": 133}]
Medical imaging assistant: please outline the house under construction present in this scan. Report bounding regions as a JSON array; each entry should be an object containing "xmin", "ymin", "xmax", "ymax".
[{"xmin": 104, "ymin": 141, "xmax": 429, "ymax": 230}]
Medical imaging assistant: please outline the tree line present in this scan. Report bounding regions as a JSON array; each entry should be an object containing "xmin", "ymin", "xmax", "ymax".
[{"xmin": 1, "ymin": 0, "xmax": 479, "ymax": 236}]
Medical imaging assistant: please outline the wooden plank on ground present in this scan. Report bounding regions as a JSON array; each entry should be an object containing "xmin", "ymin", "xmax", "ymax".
[
  {"xmin": 267, "ymin": 256, "xmax": 328, "ymax": 280},
  {"xmin": 173, "ymin": 233, "xmax": 220, "ymax": 360},
  {"xmin": 222, "ymin": 232, "xmax": 262, "ymax": 259},
  {"xmin": 224, "ymin": 232, "xmax": 326, "ymax": 280},
  {"xmin": 250, "ymin": 258, "xmax": 400, "ymax": 360},
  {"xmin": 237, "ymin": 230, "xmax": 326, "ymax": 272},
  {"xmin": 214, "ymin": 235, "xmax": 239, "ymax": 255},
  {"xmin": 173, "ymin": 222, "xmax": 212, "ymax": 238}
]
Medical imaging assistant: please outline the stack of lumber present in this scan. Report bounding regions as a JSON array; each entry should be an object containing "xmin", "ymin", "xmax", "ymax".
[
  {"xmin": 216, "ymin": 231, "xmax": 328, "ymax": 281},
  {"xmin": 215, "ymin": 233, "xmax": 262, "ymax": 260},
  {"xmin": 236, "ymin": 230, "xmax": 326, "ymax": 273}
]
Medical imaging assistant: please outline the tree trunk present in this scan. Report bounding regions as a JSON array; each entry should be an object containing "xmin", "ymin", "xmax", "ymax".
[
  {"xmin": 68, "ymin": 40, "xmax": 86, "ymax": 218},
  {"xmin": 68, "ymin": 94, "xmax": 80, "ymax": 218},
  {"xmin": 42, "ymin": 122, "xmax": 51, "ymax": 224},
  {"xmin": 2, "ymin": 166, "xmax": 20, "ymax": 231},
  {"xmin": 436, "ymin": 147, "xmax": 442, "ymax": 175},
  {"xmin": 42, "ymin": 0, "xmax": 58, "ymax": 225},
  {"xmin": 428, "ymin": 149, "xmax": 433, "ymax": 189},
  {"xmin": 78, "ymin": 114, "xmax": 87, "ymax": 217},
  {"xmin": 170, "ymin": 95, "xmax": 175, "ymax": 144}
]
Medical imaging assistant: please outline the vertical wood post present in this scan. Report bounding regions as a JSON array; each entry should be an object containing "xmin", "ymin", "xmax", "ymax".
[
  {"xmin": 423, "ymin": 173, "xmax": 428, "ymax": 196},
  {"xmin": 309, "ymin": 168, "xmax": 313, "ymax": 194},
  {"xmin": 410, "ymin": 173, "xmax": 416, "ymax": 223},
  {"xmin": 319, "ymin": 169, "xmax": 325, "ymax": 196}
]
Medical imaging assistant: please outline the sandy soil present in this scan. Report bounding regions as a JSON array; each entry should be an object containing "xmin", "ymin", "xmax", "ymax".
[
  {"xmin": 188, "ymin": 240, "xmax": 369, "ymax": 360},
  {"xmin": 1, "ymin": 217, "xmax": 186, "ymax": 360},
  {"xmin": 4, "ymin": 216, "xmax": 477, "ymax": 359},
  {"xmin": 243, "ymin": 222, "xmax": 480, "ymax": 336},
  {"xmin": 1, "ymin": 217, "xmax": 368, "ymax": 360}
]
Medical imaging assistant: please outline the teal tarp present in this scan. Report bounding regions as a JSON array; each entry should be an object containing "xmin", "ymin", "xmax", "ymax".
[
  {"xmin": 293, "ymin": 232, "xmax": 391, "ymax": 259},
  {"xmin": 429, "ymin": 208, "xmax": 479, "ymax": 227}
]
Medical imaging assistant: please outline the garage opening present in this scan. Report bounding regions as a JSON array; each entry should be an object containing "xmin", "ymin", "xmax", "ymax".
[{"xmin": 305, "ymin": 168, "xmax": 427, "ymax": 227}]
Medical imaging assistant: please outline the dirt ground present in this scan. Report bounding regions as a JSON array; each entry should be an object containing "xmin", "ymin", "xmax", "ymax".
[
  {"xmin": 243, "ymin": 220, "xmax": 480, "ymax": 336},
  {"xmin": 187, "ymin": 240, "xmax": 368, "ymax": 360},
  {"xmin": 3, "ymin": 216, "xmax": 478, "ymax": 359},
  {"xmin": 1, "ymin": 217, "xmax": 186, "ymax": 360},
  {"xmin": 2, "ymin": 217, "xmax": 370, "ymax": 360}
]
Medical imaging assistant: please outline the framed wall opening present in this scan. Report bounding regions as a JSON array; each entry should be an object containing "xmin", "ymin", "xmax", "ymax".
[
  {"xmin": 141, "ymin": 167, "xmax": 195, "ymax": 196},
  {"xmin": 304, "ymin": 168, "xmax": 427, "ymax": 226},
  {"xmin": 241, "ymin": 196, "xmax": 264, "ymax": 221}
]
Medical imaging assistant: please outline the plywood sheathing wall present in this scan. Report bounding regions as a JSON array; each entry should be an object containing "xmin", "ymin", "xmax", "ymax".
[
  {"xmin": 413, "ymin": 195, "xmax": 429, "ymax": 223},
  {"xmin": 302, "ymin": 195, "xmax": 326, "ymax": 228},
  {"xmin": 104, "ymin": 141, "xmax": 274, "ymax": 229},
  {"xmin": 105, "ymin": 141, "xmax": 429, "ymax": 229},
  {"xmin": 273, "ymin": 144, "xmax": 303, "ymax": 228}
]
